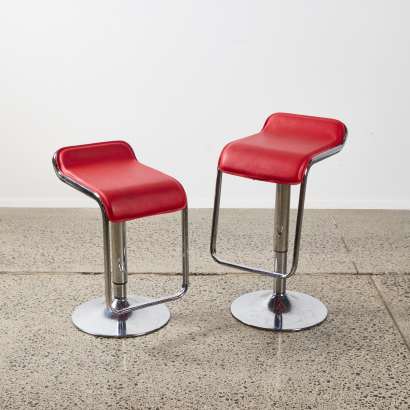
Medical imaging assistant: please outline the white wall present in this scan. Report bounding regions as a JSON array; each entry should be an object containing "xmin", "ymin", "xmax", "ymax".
[{"xmin": 1, "ymin": 0, "xmax": 409, "ymax": 209}]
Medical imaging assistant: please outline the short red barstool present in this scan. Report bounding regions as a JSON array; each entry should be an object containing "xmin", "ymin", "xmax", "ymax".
[
  {"xmin": 53, "ymin": 141, "xmax": 189, "ymax": 337},
  {"xmin": 211, "ymin": 113, "xmax": 347, "ymax": 331}
]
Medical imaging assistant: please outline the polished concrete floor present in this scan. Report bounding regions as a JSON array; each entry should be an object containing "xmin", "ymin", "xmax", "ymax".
[{"xmin": 0, "ymin": 208, "xmax": 409, "ymax": 409}]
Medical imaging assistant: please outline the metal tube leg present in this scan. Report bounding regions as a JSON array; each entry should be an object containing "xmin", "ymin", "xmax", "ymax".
[
  {"xmin": 210, "ymin": 169, "xmax": 222, "ymax": 259},
  {"xmin": 181, "ymin": 206, "xmax": 189, "ymax": 290}
]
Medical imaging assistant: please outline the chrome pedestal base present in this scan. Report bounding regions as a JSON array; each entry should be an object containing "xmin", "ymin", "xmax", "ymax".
[
  {"xmin": 72, "ymin": 296, "xmax": 170, "ymax": 337},
  {"xmin": 231, "ymin": 290, "xmax": 327, "ymax": 331}
]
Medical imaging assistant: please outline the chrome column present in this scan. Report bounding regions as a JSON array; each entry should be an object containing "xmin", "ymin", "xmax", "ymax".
[
  {"xmin": 109, "ymin": 221, "xmax": 131, "ymax": 320},
  {"xmin": 273, "ymin": 184, "xmax": 291, "ymax": 295},
  {"xmin": 268, "ymin": 184, "xmax": 291, "ymax": 327},
  {"xmin": 111, "ymin": 222, "xmax": 128, "ymax": 300}
]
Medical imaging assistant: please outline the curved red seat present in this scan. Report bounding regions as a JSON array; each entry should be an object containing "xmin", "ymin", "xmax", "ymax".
[
  {"xmin": 55, "ymin": 141, "xmax": 187, "ymax": 222},
  {"xmin": 218, "ymin": 113, "xmax": 346, "ymax": 185}
]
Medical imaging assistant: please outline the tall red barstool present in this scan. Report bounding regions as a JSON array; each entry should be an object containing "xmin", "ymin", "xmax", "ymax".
[
  {"xmin": 211, "ymin": 113, "xmax": 347, "ymax": 331},
  {"xmin": 53, "ymin": 141, "xmax": 189, "ymax": 337}
]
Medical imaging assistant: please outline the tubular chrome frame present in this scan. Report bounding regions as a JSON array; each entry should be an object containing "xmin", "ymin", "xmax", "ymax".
[
  {"xmin": 210, "ymin": 126, "xmax": 348, "ymax": 280},
  {"xmin": 52, "ymin": 153, "xmax": 189, "ymax": 316}
]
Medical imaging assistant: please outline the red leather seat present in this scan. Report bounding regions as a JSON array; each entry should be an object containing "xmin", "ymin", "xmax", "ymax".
[
  {"xmin": 218, "ymin": 113, "xmax": 346, "ymax": 185},
  {"xmin": 55, "ymin": 141, "xmax": 187, "ymax": 223}
]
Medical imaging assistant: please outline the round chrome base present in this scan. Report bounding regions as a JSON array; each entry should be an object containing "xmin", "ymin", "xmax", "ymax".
[
  {"xmin": 72, "ymin": 296, "xmax": 170, "ymax": 337},
  {"xmin": 231, "ymin": 290, "xmax": 327, "ymax": 331}
]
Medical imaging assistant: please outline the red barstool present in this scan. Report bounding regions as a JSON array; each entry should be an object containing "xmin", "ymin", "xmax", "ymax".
[
  {"xmin": 53, "ymin": 141, "xmax": 189, "ymax": 337},
  {"xmin": 211, "ymin": 113, "xmax": 347, "ymax": 331}
]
